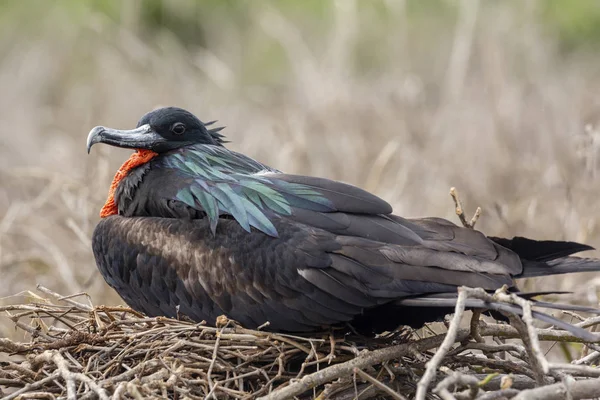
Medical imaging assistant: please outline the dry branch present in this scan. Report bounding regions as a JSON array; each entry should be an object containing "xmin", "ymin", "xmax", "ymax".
[
  {"xmin": 512, "ymin": 376, "xmax": 600, "ymax": 400},
  {"xmin": 416, "ymin": 287, "xmax": 468, "ymax": 400},
  {"xmin": 450, "ymin": 187, "xmax": 482, "ymax": 229},
  {"xmin": 2, "ymin": 285, "xmax": 600, "ymax": 399}
]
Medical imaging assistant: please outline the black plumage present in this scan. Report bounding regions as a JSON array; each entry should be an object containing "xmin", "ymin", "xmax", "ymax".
[{"xmin": 87, "ymin": 107, "xmax": 600, "ymax": 339}]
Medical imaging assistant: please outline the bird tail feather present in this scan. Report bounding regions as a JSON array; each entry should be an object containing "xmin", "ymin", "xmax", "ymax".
[
  {"xmin": 519, "ymin": 256, "xmax": 600, "ymax": 278},
  {"xmin": 489, "ymin": 236, "xmax": 600, "ymax": 278},
  {"xmin": 396, "ymin": 236, "xmax": 600, "ymax": 341}
]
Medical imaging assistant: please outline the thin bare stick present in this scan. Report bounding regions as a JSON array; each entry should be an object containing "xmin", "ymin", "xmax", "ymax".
[
  {"xmin": 415, "ymin": 287, "xmax": 468, "ymax": 400},
  {"xmin": 512, "ymin": 376, "xmax": 600, "ymax": 400},
  {"xmin": 36, "ymin": 285, "xmax": 93, "ymax": 311},
  {"xmin": 353, "ymin": 368, "xmax": 407, "ymax": 400},
  {"xmin": 449, "ymin": 187, "xmax": 482, "ymax": 229},
  {"xmin": 548, "ymin": 363, "xmax": 600, "ymax": 377},
  {"xmin": 205, "ymin": 327, "xmax": 223, "ymax": 400},
  {"xmin": 572, "ymin": 350, "xmax": 600, "ymax": 365},
  {"xmin": 496, "ymin": 292, "xmax": 549, "ymax": 385},
  {"xmin": 1, "ymin": 374, "xmax": 61, "ymax": 400}
]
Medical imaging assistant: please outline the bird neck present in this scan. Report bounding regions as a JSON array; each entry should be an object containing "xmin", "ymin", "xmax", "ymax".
[{"xmin": 100, "ymin": 149, "xmax": 159, "ymax": 218}]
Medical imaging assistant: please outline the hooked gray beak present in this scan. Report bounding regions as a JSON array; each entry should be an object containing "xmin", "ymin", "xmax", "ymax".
[{"xmin": 86, "ymin": 124, "xmax": 167, "ymax": 153}]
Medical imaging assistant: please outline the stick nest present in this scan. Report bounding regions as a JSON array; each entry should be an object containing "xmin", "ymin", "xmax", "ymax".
[{"xmin": 2, "ymin": 286, "xmax": 600, "ymax": 400}]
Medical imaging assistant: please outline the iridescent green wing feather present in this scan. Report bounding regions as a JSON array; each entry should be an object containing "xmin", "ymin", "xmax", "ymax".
[{"xmin": 161, "ymin": 145, "xmax": 336, "ymax": 237}]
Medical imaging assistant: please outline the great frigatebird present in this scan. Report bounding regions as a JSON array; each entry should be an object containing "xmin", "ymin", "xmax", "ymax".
[{"xmin": 87, "ymin": 107, "xmax": 600, "ymax": 339}]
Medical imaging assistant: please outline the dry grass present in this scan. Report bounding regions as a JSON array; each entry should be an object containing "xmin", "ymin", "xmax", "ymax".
[{"xmin": 1, "ymin": 0, "xmax": 600, "ymax": 357}]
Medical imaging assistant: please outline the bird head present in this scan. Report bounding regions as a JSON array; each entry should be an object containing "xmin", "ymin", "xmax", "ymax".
[
  {"xmin": 87, "ymin": 107, "xmax": 226, "ymax": 154},
  {"xmin": 87, "ymin": 107, "xmax": 226, "ymax": 218}
]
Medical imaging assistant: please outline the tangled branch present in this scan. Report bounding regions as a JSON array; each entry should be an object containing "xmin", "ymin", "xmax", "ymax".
[{"xmin": 1, "ymin": 284, "xmax": 600, "ymax": 399}]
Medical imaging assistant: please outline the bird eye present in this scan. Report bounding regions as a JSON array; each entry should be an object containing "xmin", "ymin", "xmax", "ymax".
[{"xmin": 171, "ymin": 123, "xmax": 186, "ymax": 135}]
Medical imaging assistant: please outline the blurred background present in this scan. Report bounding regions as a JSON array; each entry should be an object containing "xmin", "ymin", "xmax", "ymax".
[{"xmin": 2, "ymin": 0, "xmax": 600, "ymax": 345}]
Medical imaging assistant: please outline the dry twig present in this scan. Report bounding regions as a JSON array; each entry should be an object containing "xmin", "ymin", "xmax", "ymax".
[
  {"xmin": 2, "ymin": 280, "xmax": 600, "ymax": 399},
  {"xmin": 450, "ymin": 187, "xmax": 482, "ymax": 229},
  {"xmin": 415, "ymin": 287, "xmax": 468, "ymax": 400}
]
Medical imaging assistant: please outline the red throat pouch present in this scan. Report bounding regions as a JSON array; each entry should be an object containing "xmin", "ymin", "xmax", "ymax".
[{"xmin": 100, "ymin": 149, "xmax": 159, "ymax": 218}]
